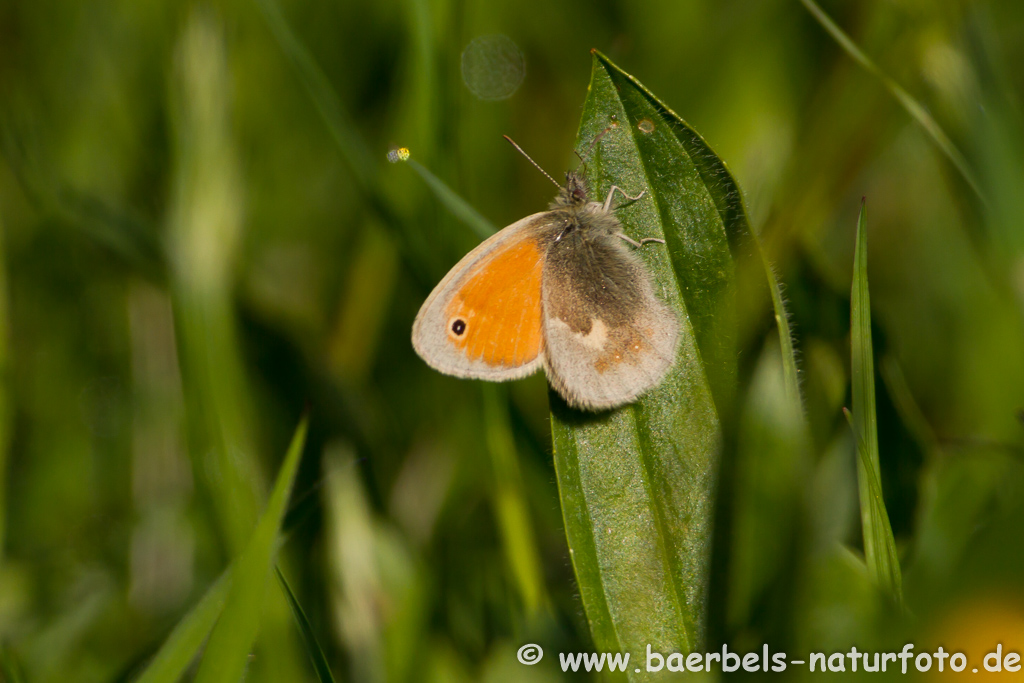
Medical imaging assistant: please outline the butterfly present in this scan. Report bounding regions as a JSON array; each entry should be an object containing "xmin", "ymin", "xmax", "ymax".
[{"xmin": 412, "ymin": 139, "xmax": 679, "ymax": 411}]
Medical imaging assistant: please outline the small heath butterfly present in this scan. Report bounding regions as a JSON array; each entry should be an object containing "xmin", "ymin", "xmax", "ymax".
[{"xmin": 412, "ymin": 137, "xmax": 679, "ymax": 411}]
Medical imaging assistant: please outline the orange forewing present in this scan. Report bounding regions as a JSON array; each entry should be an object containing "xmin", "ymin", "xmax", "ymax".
[{"xmin": 444, "ymin": 236, "xmax": 544, "ymax": 368}]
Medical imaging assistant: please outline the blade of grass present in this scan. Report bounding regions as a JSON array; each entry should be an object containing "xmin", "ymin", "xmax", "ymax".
[
  {"xmin": 168, "ymin": 19, "xmax": 313, "ymax": 675},
  {"xmin": 0, "ymin": 645, "xmax": 25, "ymax": 683},
  {"xmin": 132, "ymin": 571, "xmax": 231, "ymax": 683},
  {"xmin": 252, "ymin": 0, "xmax": 374, "ymax": 190},
  {"xmin": 0, "ymin": 114, "xmax": 166, "ymax": 282},
  {"xmin": 753, "ymin": 232, "xmax": 802, "ymax": 408},
  {"xmin": 843, "ymin": 408, "xmax": 903, "ymax": 604},
  {"xmin": 482, "ymin": 385, "xmax": 549, "ymax": 617},
  {"xmin": 799, "ymin": 0, "xmax": 985, "ymax": 204},
  {"xmin": 402, "ymin": 0, "xmax": 438, "ymax": 164},
  {"xmin": 135, "ymin": 472, "xmax": 323, "ymax": 683},
  {"xmin": 168, "ymin": 8, "xmax": 263, "ymax": 553},
  {"xmin": 403, "ymin": 157, "xmax": 495, "ymax": 240},
  {"xmin": 321, "ymin": 445, "xmax": 383, "ymax": 682},
  {"xmin": 276, "ymin": 566, "xmax": 338, "ymax": 683},
  {"xmin": 728, "ymin": 338, "xmax": 811, "ymax": 630},
  {"xmin": 192, "ymin": 416, "xmax": 309, "ymax": 683},
  {"xmin": 880, "ymin": 355, "xmax": 938, "ymax": 453},
  {"xmin": 848, "ymin": 202, "xmax": 903, "ymax": 604},
  {"xmin": 0, "ymin": 211, "xmax": 9, "ymax": 559},
  {"xmin": 253, "ymin": 0, "xmax": 436, "ymax": 289}
]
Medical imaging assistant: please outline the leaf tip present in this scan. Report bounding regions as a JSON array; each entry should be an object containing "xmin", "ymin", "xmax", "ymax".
[{"xmin": 589, "ymin": 48, "xmax": 611, "ymax": 66}]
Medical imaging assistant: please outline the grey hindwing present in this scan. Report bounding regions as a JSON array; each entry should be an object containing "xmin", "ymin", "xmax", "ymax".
[{"xmin": 540, "ymin": 229, "xmax": 680, "ymax": 410}]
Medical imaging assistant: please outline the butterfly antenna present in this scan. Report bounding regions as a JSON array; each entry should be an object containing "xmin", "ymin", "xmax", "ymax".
[
  {"xmin": 503, "ymin": 135, "xmax": 562, "ymax": 189},
  {"xmin": 573, "ymin": 149, "xmax": 588, "ymax": 175}
]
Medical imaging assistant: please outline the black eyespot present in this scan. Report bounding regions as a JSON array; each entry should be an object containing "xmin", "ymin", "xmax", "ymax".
[{"xmin": 451, "ymin": 319, "xmax": 466, "ymax": 336}]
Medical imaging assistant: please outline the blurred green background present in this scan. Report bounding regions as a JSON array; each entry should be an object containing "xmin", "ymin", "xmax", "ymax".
[{"xmin": 1, "ymin": 0, "xmax": 1024, "ymax": 680}]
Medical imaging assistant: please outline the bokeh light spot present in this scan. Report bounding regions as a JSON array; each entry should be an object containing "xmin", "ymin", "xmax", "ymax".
[
  {"xmin": 387, "ymin": 147, "xmax": 410, "ymax": 163},
  {"xmin": 461, "ymin": 35, "xmax": 525, "ymax": 101}
]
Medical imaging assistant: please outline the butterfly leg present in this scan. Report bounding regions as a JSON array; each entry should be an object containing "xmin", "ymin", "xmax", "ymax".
[
  {"xmin": 602, "ymin": 185, "xmax": 647, "ymax": 211},
  {"xmin": 617, "ymin": 233, "xmax": 665, "ymax": 248}
]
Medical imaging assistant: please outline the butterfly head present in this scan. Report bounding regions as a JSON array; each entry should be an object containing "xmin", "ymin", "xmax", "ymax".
[{"xmin": 552, "ymin": 171, "xmax": 590, "ymax": 210}]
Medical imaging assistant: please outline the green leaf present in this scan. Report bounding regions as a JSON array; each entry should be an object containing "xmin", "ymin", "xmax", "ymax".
[
  {"xmin": 276, "ymin": 566, "xmax": 338, "ymax": 683},
  {"xmin": 551, "ymin": 51, "xmax": 740, "ymax": 662},
  {"xmin": 848, "ymin": 203, "xmax": 903, "ymax": 605},
  {"xmin": 192, "ymin": 416, "xmax": 309, "ymax": 683}
]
